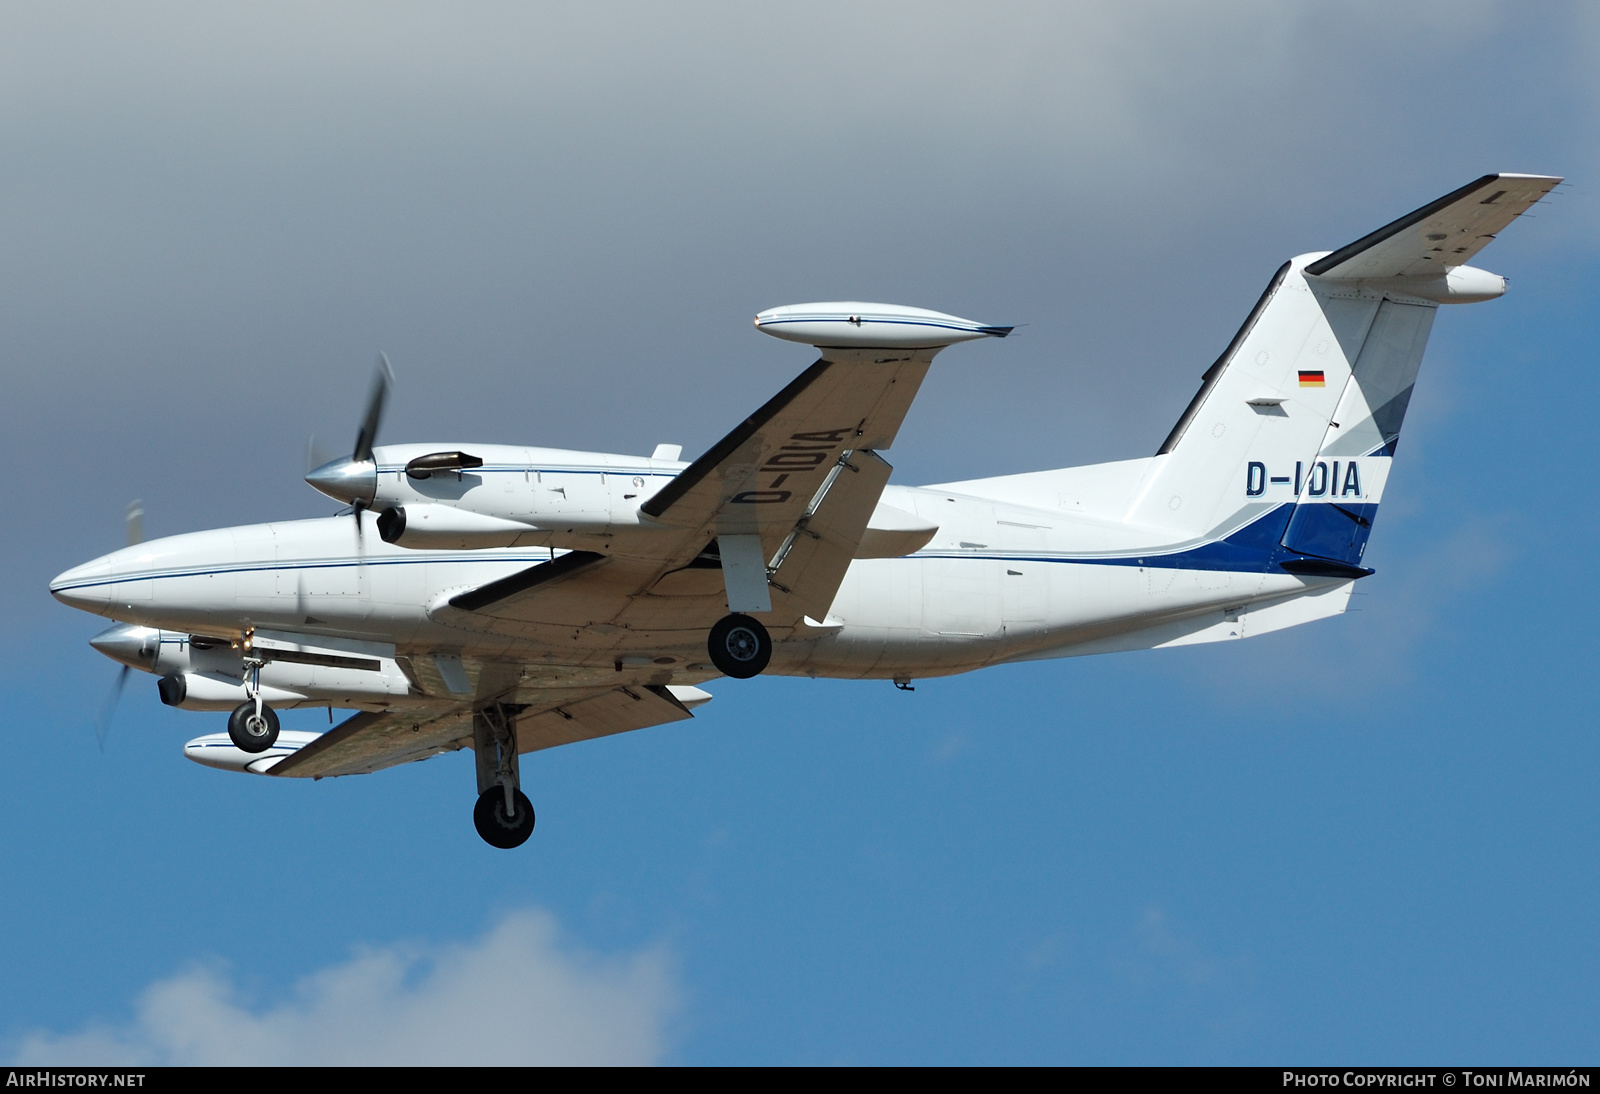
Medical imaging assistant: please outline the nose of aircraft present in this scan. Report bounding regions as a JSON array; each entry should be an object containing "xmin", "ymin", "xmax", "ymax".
[
  {"xmin": 49, "ymin": 557, "xmax": 112, "ymax": 613},
  {"xmin": 89, "ymin": 623, "xmax": 161, "ymax": 669},
  {"xmin": 306, "ymin": 456, "xmax": 378, "ymax": 506}
]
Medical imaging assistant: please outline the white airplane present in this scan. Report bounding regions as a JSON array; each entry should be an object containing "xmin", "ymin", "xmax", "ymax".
[{"xmin": 52, "ymin": 173, "xmax": 1559, "ymax": 847}]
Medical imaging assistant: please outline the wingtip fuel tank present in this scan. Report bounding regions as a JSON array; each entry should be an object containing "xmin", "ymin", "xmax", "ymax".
[
  {"xmin": 184, "ymin": 730, "xmax": 323, "ymax": 774},
  {"xmin": 754, "ymin": 302, "xmax": 1010, "ymax": 350}
]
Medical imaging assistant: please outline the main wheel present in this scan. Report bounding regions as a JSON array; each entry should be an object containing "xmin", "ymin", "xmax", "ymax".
[
  {"xmin": 227, "ymin": 701, "xmax": 280, "ymax": 753},
  {"xmin": 707, "ymin": 613, "xmax": 772, "ymax": 679},
  {"xmin": 474, "ymin": 787, "xmax": 536, "ymax": 849}
]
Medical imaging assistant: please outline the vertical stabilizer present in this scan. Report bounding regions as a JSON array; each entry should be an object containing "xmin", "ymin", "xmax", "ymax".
[
  {"xmin": 1126, "ymin": 173, "xmax": 1558, "ymax": 568},
  {"xmin": 1127, "ymin": 255, "xmax": 1393, "ymax": 541}
]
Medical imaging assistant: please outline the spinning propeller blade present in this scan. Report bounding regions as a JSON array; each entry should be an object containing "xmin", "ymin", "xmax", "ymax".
[
  {"xmin": 304, "ymin": 435, "xmax": 336, "ymax": 477},
  {"xmin": 94, "ymin": 501, "xmax": 147, "ymax": 751},
  {"xmin": 350, "ymin": 355, "xmax": 393, "ymax": 537},
  {"xmin": 95, "ymin": 665, "xmax": 131, "ymax": 752},
  {"xmin": 353, "ymin": 354, "xmax": 393, "ymax": 465},
  {"xmin": 125, "ymin": 500, "xmax": 144, "ymax": 547},
  {"xmin": 304, "ymin": 355, "xmax": 394, "ymax": 510}
]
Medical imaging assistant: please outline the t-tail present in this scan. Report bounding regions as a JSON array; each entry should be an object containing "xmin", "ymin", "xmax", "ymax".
[{"xmin": 1123, "ymin": 173, "xmax": 1560, "ymax": 575}]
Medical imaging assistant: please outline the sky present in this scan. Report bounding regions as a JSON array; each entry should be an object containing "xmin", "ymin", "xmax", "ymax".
[{"xmin": 2, "ymin": 1, "xmax": 1597, "ymax": 1065}]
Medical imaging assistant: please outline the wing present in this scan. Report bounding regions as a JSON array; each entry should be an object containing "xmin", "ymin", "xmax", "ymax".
[
  {"xmin": 433, "ymin": 357, "xmax": 933, "ymax": 635},
  {"xmin": 430, "ymin": 304, "xmax": 1007, "ymax": 639},
  {"xmin": 1305, "ymin": 173, "xmax": 1561, "ymax": 279},
  {"xmin": 269, "ymin": 682, "xmax": 702, "ymax": 778},
  {"xmin": 268, "ymin": 702, "xmax": 473, "ymax": 778}
]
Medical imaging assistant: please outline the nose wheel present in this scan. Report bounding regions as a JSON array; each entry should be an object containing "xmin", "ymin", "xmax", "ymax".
[{"xmin": 708, "ymin": 613, "xmax": 772, "ymax": 678}]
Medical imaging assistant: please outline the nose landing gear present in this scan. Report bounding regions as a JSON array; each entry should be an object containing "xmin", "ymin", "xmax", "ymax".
[
  {"xmin": 707, "ymin": 613, "xmax": 772, "ymax": 678},
  {"xmin": 472, "ymin": 703, "xmax": 534, "ymax": 848},
  {"xmin": 227, "ymin": 657, "xmax": 280, "ymax": 753}
]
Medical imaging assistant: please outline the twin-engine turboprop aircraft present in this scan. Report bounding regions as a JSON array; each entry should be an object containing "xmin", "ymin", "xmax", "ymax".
[{"xmin": 52, "ymin": 174, "xmax": 1559, "ymax": 847}]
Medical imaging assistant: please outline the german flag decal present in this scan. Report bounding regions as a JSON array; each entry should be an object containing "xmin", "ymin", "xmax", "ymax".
[{"xmin": 1298, "ymin": 370, "xmax": 1326, "ymax": 387}]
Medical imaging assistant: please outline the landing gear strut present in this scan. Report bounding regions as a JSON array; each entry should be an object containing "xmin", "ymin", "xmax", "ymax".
[
  {"xmin": 227, "ymin": 658, "xmax": 280, "ymax": 753},
  {"xmin": 473, "ymin": 703, "xmax": 534, "ymax": 849},
  {"xmin": 708, "ymin": 613, "xmax": 772, "ymax": 679}
]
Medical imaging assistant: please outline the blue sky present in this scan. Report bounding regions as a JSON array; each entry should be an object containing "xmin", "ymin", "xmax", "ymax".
[{"xmin": 1, "ymin": 2, "xmax": 1596, "ymax": 1064}]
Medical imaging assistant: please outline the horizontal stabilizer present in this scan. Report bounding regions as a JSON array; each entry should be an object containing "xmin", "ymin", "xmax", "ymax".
[{"xmin": 1305, "ymin": 173, "xmax": 1561, "ymax": 280}]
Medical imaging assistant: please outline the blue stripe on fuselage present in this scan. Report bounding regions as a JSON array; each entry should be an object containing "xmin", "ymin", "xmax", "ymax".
[{"xmin": 913, "ymin": 501, "xmax": 1378, "ymax": 573}]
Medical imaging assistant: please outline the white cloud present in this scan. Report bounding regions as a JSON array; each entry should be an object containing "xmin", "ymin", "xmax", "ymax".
[{"xmin": 10, "ymin": 908, "xmax": 679, "ymax": 1066}]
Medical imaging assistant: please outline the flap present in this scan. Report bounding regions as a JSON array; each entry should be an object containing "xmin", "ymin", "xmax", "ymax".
[
  {"xmin": 766, "ymin": 449, "xmax": 894, "ymax": 622},
  {"xmin": 516, "ymin": 684, "xmax": 694, "ymax": 752},
  {"xmin": 269, "ymin": 703, "xmax": 471, "ymax": 778},
  {"xmin": 638, "ymin": 357, "xmax": 925, "ymax": 560}
]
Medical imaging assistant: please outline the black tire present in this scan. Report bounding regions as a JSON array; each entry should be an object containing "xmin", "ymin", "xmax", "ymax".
[
  {"xmin": 227, "ymin": 701, "xmax": 280, "ymax": 753},
  {"xmin": 707, "ymin": 613, "xmax": 772, "ymax": 679},
  {"xmin": 474, "ymin": 787, "xmax": 535, "ymax": 849}
]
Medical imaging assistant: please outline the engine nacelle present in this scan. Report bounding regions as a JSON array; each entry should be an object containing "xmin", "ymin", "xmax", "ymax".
[
  {"xmin": 310, "ymin": 444, "xmax": 943, "ymax": 556},
  {"xmin": 90, "ymin": 624, "xmax": 416, "ymax": 710},
  {"xmin": 158, "ymin": 671, "xmax": 310, "ymax": 710},
  {"xmin": 311, "ymin": 443, "xmax": 686, "ymax": 551},
  {"xmin": 377, "ymin": 504, "xmax": 541, "ymax": 550},
  {"xmin": 157, "ymin": 659, "xmax": 413, "ymax": 710}
]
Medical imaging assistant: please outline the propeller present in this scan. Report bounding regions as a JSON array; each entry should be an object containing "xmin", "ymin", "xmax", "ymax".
[
  {"xmin": 304, "ymin": 355, "xmax": 394, "ymax": 517},
  {"xmin": 92, "ymin": 501, "xmax": 149, "ymax": 751},
  {"xmin": 305, "ymin": 435, "xmax": 336, "ymax": 478},
  {"xmin": 353, "ymin": 354, "xmax": 392, "ymax": 466},
  {"xmin": 94, "ymin": 666, "xmax": 130, "ymax": 752},
  {"xmin": 350, "ymin": 356, "xmax": 393, "ymax": 542}
]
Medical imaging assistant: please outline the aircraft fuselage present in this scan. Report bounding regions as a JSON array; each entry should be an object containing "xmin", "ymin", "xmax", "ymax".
[{"xmin": 52, "ymin": 449, "xmax": 1330, "ymax": 697}]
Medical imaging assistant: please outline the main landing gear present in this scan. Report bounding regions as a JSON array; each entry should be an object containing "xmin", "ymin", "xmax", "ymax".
[
  {"xmin": 707, "ymin": 613, "xmax": 772, "ymax": 679},
  {"xmin": 473, "ymin": 703, "xmax": 534, "ymax": 849},
  {"xmin": 227, "ymin": 657, "xmax": 280, "ymax": 753}
]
